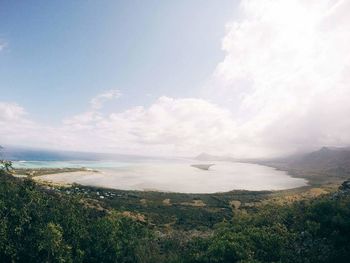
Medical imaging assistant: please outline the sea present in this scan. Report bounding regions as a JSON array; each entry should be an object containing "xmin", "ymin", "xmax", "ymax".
[{"xmin": 12, "ymin": 157, "xmax": 307, "ymax": 193}]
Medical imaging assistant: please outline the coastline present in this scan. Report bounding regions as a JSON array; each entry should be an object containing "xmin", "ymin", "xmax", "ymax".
[
  {"xmin": 13, "ymin": 160, "xmax": 344, "ymax": 197},
  {"xmin": 24, "ymin": 165, "xmax": 310, "ymax": 194},
  {"xmin": 32, "ymin": 170, "xmax": 100, "ymax": 187},
  {"xmin": 28, "ymin": 167, "xmax": 307, "ymax": 193}
]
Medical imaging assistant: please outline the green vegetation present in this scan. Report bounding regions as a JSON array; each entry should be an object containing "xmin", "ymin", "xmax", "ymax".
[
  {"xmin": 0, "ymin": 172, "xmax": 158, "ymax": 262},
  {"xmin": 1, "ymin": 158, "xmax": 350, "ymax": 262},
  {"xmin": 181, "ymin": 194, "xmax": 350, "ymax": 262}
]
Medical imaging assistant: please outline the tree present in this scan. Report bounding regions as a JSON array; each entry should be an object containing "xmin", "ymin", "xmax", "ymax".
[
  {"xmin": 38, "ymin": 223, "xmax": 72, "ymax": 263},
  {"xmin": 0, "ymin": 146, "xmax": 13, "ymax": 173}
]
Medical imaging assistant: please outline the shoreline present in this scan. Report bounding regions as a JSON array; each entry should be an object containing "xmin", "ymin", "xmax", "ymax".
[
  {"xmin": 13, "ymin": 160, "xmax": 344, "ymax": 196},
  {"xmin": 27, "ymin": 167, "xmax": 311, "ymax": 195}
]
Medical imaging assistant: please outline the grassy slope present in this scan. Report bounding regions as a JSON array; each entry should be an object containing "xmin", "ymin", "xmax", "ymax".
[
  {"xmin": 17, "ymin": 166, "xmax": 342, "ymax": 232},
  {"xmin": 2, "ymin": 168, "xmax": 350, "ymax": 262}
]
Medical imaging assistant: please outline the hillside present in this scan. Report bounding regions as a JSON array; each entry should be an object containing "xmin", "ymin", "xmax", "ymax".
[
  {"xmin": 1, "ymin": 167, "xmax": 350, "ymax": 262},
  {"xmin": 195, "ymin": 147, "xmax": 350, "ymax": 185},
  {"xmin": 288, "ymin": 147, "xmax": 350, "ymax": 172},
  {"xmin": 2, "ymin": 148, "xmax": 350, "ymax": 262},
  {"xmin": 260, "ymin": 147, "xmax": 350, "ymax": 184}
]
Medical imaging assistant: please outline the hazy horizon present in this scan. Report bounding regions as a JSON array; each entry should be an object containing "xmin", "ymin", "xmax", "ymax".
[
  {"xmin": 1, "ymin": 0, "xmax": 350, "ymax": 158},
  {"xmin": 4, "ymin": 143, "xmax": 347, "ymax": 162},
  {"xmin": 23, "ymin": 160, "xmax": 307, "ymax": 193}
]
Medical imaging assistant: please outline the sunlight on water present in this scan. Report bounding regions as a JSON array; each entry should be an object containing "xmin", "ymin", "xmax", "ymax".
[{"xmin": 14, "ymin": 159, "xmax": 307, "ymax": 193}]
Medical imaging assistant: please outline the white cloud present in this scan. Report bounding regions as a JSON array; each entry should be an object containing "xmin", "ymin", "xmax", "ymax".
[
  {"xmin": 203, "ymin": 0, "xmax": 350, "ymax": 156},
  {"xmin": 0, "ymin": 102, "xmax": 42, "ymax": 147},
  {"xmin": 2, "ymin": 0, "xmax": 350, "ymax": 158},
  {"xmin": 0, "ymin": 102, "xmax": 26, "ymax": 121},
  {"xmin": 90, "ymin": 89, "xmax": 121, "ymax": 110},
  {"xmin": 62, "ymin": 96, "xmax": 238, "ymax": 155},
  {"xmin": 0, "ymin": 97, "xmax": 237, "ymax": 156},
  {"xmin": 0, "ymin": 40, "xmax": 7, "ymax": 52}
]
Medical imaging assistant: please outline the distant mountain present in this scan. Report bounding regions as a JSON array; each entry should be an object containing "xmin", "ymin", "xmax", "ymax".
[
  {"xmin": 288, "ymin": 147, "xmax": 350, "ymax": 173},
  {"xmin": 260, "ymin": 147, "xmax": 350, "ymax": 181}
]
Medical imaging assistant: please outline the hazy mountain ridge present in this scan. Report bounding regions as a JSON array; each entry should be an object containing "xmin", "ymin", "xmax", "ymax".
[
  {"xmin": 195, "ymin": 147, "xmax": 350, "ymax": 184},
  {"xmin": 195, "ymin": 152, "xmax": 235, "ymax": 161},
  {"xmin": 5, "ymin": 146, "xmax": 350, "ymax": 179},
  {"xmin": 256, "ymin": 147, "xmax": 350, "ymax": 184},
  {"xmin": 288, "ymin": 147, "xmax": 350, "ymax": 171}
]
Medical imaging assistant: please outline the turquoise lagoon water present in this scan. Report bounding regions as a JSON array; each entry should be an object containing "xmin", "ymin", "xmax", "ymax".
[
  {"xmin": 13, "ymin": 159, "xmax": 308, "ymax": 193},
  {"xmin": 13, "ymin": 160, "xmax": 132, "ymax": 169}
]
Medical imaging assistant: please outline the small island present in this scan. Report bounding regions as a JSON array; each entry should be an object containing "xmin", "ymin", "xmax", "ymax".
[{"xmin": 191, "ymin": 164, "xmax": 215, "ymax": 170}]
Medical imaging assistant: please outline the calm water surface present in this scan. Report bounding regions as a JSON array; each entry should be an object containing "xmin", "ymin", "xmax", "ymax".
[{"xmin": 14, "ymin": 159, "xmax": 307, "ymax": 193}]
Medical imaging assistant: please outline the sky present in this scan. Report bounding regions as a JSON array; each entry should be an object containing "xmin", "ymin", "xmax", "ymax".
[{"xmin": 1, "ymin": 0, "xmax": 350, "ymax": 158}]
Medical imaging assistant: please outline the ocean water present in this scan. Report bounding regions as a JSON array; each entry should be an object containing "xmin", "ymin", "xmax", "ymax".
[{"xmin": 13, "ymin": 159, "xmax": 307, "ymax": 193}]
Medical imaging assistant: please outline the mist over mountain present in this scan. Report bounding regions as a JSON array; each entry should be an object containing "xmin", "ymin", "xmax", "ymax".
[
  {"xmin": 195, "ymin": 152, "xmax": 235, "ymax": 162},
  {"xmin": 255, "ymin": 147, "xmax": 350, "ymax": 183},
  {"xmin": 195, "ymin": 147, "xmax": 350, "ymax": 181},
  {"xmin": 285, "ymin": 147, "xmax": 350, "ymax": 174}
]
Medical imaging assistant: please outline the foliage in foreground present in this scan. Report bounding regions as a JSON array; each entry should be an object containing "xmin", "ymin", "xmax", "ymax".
[
  {"xmin": 0, "ymin": 172, "xmax": 158, "ymax": 263},
  {"xmin": 181, "ymin": 194, "xmax": 350, "ymax": 263},
  {"xmin": 0, "ymin": 163, "xmax": 350, "ymax": 262}
]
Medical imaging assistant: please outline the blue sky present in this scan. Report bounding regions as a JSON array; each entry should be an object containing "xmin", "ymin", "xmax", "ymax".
[
  {"xmin": 0, "ymin": 0, "xmax": 235, "ymax": 123},
  {"xmin": 1, "ymin": 0, "xmax": 349, "ymax": 157}
]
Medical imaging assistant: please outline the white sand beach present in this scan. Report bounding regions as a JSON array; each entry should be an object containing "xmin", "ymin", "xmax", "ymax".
[{"xmin": 31, "ymin": 161, "xmax": 307, "ymax": 193}]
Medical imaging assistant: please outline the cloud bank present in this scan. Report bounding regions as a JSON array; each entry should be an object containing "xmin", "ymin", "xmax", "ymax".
[
  {"xmin": 0, "ymin": 40, "xmax": 6, "ymax": 52},
  {"xmin": 1, "ymin": 0, "xmax": 350, "ymax": 158},
  {"xmin": 90, "ymin": 89, "xmax": 121, "ymax": 110},
  {"xmin": 205, "ymin": 0, "xmax": 350, "ymax": 156}
]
